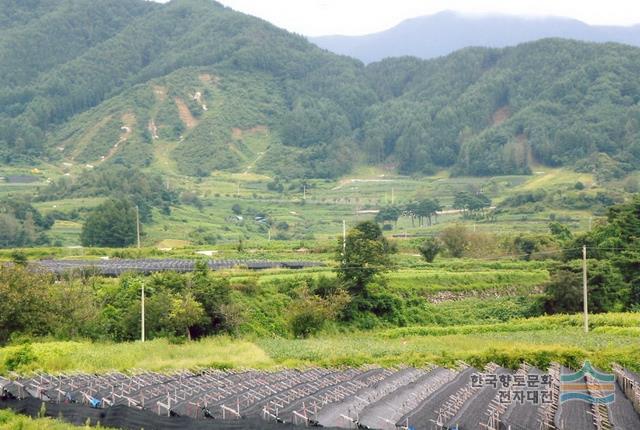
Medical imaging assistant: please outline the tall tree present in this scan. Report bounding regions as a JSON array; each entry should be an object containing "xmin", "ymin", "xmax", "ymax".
[
  {"xmin": 81, "ymin": 198, "xmax": 137, "ymax": 247},
  {"xmin": 336, "ymin": 221, "xmax": 395, "ymax": 296}
]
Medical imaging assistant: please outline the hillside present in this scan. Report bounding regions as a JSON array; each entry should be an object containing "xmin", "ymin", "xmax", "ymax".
[
  {"xmin": 1, "ymin": 0, "xmax": 640, "ymax": 180},
  {"xmin": 363, "ymin": 39, "xmax": 640, "ymax": 177},
  {"xmin": 310, "ymin": 11, "xmax": 640, "ymax": 63}
]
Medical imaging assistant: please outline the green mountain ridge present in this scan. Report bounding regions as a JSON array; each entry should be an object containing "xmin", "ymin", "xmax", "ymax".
[{"xmin": 1, "ymin": 0, "xmax": 640, "ymax": 180}]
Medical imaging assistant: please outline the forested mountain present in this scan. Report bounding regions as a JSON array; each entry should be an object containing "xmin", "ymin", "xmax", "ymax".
[
  {"xmin": 2, "ymin": 0, "xmax": 640, "ymax": 180},
  {"xmin": 310, "ymin": 11, "xmax": 640, "ymax": 64},
  {"xmin": 364, "ymin": 40, "xmax": 640, "ymax": 177}
]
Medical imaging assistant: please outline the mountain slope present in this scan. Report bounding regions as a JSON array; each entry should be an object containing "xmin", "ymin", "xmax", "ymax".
[
  {"xmin": 0, "ymin": 0, "xmax": 372, "ymax": 176},
  {"xmin": 363, "ymin": 39, "xmax": 640, "ymax": 176},
  {"xmin": 2, "ymin": 1, "xmax": 640, "ymax": 182},
  {"xmin": 310, "ymin": 11, "xmax": 640, "ymax": 63},
  {"xmin": 0, "ymin": 0, "xmax": 156, "ymax": 88}
]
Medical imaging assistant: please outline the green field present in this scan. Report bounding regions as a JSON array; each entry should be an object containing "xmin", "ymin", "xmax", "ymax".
[
  {"xmin": 2, "ymin": 164, "xmax": 612, "ymax": 248},
  {"xmin": 1, "ymin": 313, "xmax": 638, "ymax": 375}
]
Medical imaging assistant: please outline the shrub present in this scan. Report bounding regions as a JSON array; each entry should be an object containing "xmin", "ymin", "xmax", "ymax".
[
  {"xmin": 439, "ymin": 225, "xmax": 470, "ymax": 258},
  {"xmin": 289, "ymin": 289, "xmax": 350, "ymax": 338},
  {"xmin": 417, "ymin": 237, "xmax": 441, "ymax": 263},
  {"xmin": 4, "ymin": 344, "xmax": 36, "ymax": 371}
]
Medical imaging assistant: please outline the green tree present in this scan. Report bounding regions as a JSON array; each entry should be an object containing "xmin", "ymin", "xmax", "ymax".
[
  {"xmin": 514, "ymin": 235, "xmax": 539, "ymax": 261},
  {"xmin": 543, "ymin": 261, "xmax": 627, "ymax": 314},
  {"xmin": 81, "ymin": 198, "xmax": 137, "ymax": 247},
  {"xmin": 549, "ymin": 222, "xmax": 572, "ymax": 242},
  {"xmin": 375, "ymin": 205, "xmax": 401, "ymax": 228},
  {"xmin": 336, "ymin": 221, "xmax": 395, "ymax": 296},
  {"xmin": 0, "ymin": 266, "xmax": 56, "ymax": 343},
  {"xmin": 169, "ymin": 292, "xmax": 205, "ymax": 341},
  {"xmin": 415, "ymin": 199, "xmax": 442, "ymax": 227},
  {"xmin": 418, "ymin": 237, "xmax": 441, "ymax": 263},
  {"xmin": 190, "ymin": 262, "xmax": 237, "ymax": 336}
]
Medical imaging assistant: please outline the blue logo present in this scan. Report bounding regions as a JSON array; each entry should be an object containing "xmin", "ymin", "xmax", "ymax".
[{"xmin": 559, "ymin": 361, "xmax": 615, "ymax": 405}]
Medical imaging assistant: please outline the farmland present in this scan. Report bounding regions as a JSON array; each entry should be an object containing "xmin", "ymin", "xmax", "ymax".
[{"xmin": 2, "ymin": 164, "xmax": 610, "ymax": 248}]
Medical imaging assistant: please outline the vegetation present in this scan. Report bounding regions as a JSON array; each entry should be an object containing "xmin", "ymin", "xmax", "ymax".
[
  {"xmin": 0, "ymin": 1, "xmax": 640, "ymax": 409},
  {"xmin": 1, "ymin": 313, "xmax": 639, "ymax": 374},
  {"xmin": 0, "ymin": 409, "xmax": 111, "ymax": 430},
  {"xmin": 0, "ymin": 0, "xmax": 639, "ymax": 179},
  {"xmin": 0, "ymin": 197, "xmax": 52, "ymax": 247},
  {"xmin": 417, "ymin": 237, "xmax": 441, "ymax": 262},
  {"xmin": 545, "ymin": 194, "xmax": 640, "ymax": 313},
  {"xmin": 38, "ymin": 166, "xmax": 178, "ymax": 221},
  {"xmin": 336, "ymin": 221, "xmax": 395, "ymax": 295},
  {"xmin": 80, "ymin": 198, "xmax": 137, "ymax": 247}
]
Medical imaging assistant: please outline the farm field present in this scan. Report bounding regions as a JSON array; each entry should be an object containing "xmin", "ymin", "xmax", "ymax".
[{"xmin": 4, "ymin": 164, "xmax": 608, "ymax": 247}]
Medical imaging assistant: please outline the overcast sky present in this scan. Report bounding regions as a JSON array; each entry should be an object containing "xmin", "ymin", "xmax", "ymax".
[{"xmin": 153, "ymin": 1, "xmax": 640, "ymax": 36}]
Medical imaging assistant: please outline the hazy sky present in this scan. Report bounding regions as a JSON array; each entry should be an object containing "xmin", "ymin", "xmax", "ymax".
[
  {"xmin": 209, "ymin": 0, "xmax": 640, "ymax": 36},
  {"xmin": 152, "ymin": 1, "xmax": 640, "ymax": 36}
]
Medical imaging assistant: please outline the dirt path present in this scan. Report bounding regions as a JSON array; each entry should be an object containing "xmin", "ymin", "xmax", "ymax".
[
  {"xmin": 148, "ymin": 119, "xmax": 159, "ymax": 140},
  {"xmin": 492, "ymin": 106, "xmax": 510, "ymax": 126},
  {"xmin": 332, "ymin": 178, "xmax": 396, "ymax": 191},
  {"xmin": 175, "ymin": 97, "xmax": 198, "ymax": 129},
  {"xmin": 244, "ymin": 149, "xmax": 268, "ymax": 174},
  {"xmin": 99, "ymin": 113, "xmax": 135, "ymax": 164}
]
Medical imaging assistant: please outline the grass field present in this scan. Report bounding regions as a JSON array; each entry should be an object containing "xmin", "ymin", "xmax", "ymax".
[{"xmin": 1, "ymin": 314, "xmax": 637, "ymax": 375}]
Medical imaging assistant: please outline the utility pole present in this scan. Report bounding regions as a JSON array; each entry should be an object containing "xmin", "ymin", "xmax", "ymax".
[
  {"xmin": 303, "ymin": 184, "xmax": 306, "ymax": 201},
  {"xmin": 135, "ymin": 205, "xmax": 141, "ymax": 249},
  {"xmin": 342, "ymin": 220, "xmax": 346, "ymax": 258},
  {"xmin": 583, "ymin": 245, "xmax": 589, "ymax": 333},
  {"xmin": 141, "ymin": 281, "xmax": 145, "ymax": 342}
]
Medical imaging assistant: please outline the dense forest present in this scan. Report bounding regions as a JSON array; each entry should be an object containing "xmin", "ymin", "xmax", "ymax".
[{"xmin": 2, "ymin": 0, "xmax": 640, "ymax": 179}]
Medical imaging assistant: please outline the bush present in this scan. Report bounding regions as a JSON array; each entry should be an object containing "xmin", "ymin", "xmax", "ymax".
[
  {"xmin": 439, "ymin": 225, "xmax": 470, "ymax": 258},
  {"xmin": 289, "ymin": 289, "xmax": 350, "ymax": 338},
  {"xmin": 290, "ymin": 304, "xmax": 328, "ymax": 338},
  {"xmin": 417, "ymin": 237, "xmax": 441, "ymax": 263},
  {"xmin": 4, "ymin": 344, "xmax": 36, "ymax": 371}
]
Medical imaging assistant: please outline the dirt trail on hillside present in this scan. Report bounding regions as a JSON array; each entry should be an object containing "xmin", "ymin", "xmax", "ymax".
[
  {"xmin": 100, "ymin": 113, "xmax": 135, "ymax": 164},
  {"xmin": 244, "ymin": 149, "xmax": 268, "ymax": 174},
  {"xmin": 492, "ymin": 106, "xmax": 510, "ymax": 126},
  {"xmin": 148, "ymin": 120, "xmax": 159, "ymax": 140},
  {"xmin": 175, "ymin": 97, "xmax": 198, "ymax": 129}
]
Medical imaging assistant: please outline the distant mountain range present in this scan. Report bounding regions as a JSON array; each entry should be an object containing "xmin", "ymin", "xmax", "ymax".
[{"xmin": 310, "ymin": 11, "xmax": 640, "ymax": 63}]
